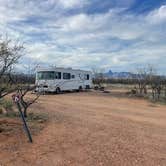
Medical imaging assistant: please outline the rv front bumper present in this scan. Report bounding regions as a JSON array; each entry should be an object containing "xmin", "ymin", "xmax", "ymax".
[{"xmin": 36, "ymin": 84, "xmax": 56, "ymax": 92}]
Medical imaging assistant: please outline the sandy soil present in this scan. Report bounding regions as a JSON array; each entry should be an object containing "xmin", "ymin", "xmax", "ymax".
[{"xmin": 0, "ymin": 91, "xmax": 166, "ymax": 166}]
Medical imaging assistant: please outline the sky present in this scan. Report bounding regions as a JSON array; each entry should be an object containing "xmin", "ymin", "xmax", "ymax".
[{"xmin": 0, "ymin": 0, "xmax": 166, "ymax": 74}]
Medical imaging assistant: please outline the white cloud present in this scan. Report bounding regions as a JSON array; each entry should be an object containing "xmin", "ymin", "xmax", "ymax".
[
  {"xmin": 0, "ymin": 0, "xmax": 165, "ymax": 74},
  {"xmin": 58, "ymin": 0, "xmax": 88, "ymax": 9},
  {"xmin": 56, "ymin": 9, "xmax": 147, "ymax": 40},
  {"xmin": 147, "ymin": 5, "xmax": 166, "ymax": 24}
]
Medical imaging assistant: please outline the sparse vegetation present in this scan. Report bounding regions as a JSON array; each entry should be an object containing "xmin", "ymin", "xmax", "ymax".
[
  {"xmin": 0, "ymin": 98, "xmax": 14, "ymax": 115},
  {"xmin": 0, "ymin": 35, "xmax": 42, "ymax": 144},
  {"xmin": 92, "ymin": 66, "xmax": 166, "ymax": 103}
]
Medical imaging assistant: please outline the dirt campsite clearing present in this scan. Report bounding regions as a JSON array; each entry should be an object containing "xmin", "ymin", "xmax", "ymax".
[{"xmin": 0, "ymin": 91, "xmax": 166, "ymax": 166}]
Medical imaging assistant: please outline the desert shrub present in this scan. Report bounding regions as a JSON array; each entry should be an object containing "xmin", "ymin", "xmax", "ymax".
[
  {"xmin": 0, "ymin": 107, "xmax": 3, "ymax": 114},
  {"xmin": 6, "ymin": 111, "xmax": 19, "ymax": 117},
  {"xmin": 2, "ymin": 99, "xmax": 13, "ymax": 110},
  {"xmin": 131, "ymin": 89, "xmax": 137, "ymax": 94},
  {"xmin": 0, "ymin": 99, "xmax": 13, "ymax": 115},
  {"xmin": 27, "ymin": 112, "xmax": 48, "ymax": 123}
]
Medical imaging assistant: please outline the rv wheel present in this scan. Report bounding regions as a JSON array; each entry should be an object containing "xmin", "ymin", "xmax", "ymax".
[
  {"xmin": 56, "ymin": 87, "xmax": 61, "ymax": 94},
  {"xmin": 79, "ymin": 86, "xmax": 83, "ymax": 92}
]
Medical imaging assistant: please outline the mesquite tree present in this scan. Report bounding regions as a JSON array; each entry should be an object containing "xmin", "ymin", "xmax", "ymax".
[
  {"xmin": 17, "ymin": 85, "xmax": 40, "ymax": 118},
  {"xmin": 92, "ymin": 67, "xmax": 105, "ymax": 90},
  {"xmin": 135, "ymin": 65, "xmax": 156, "ymax": 95},
  {"xmin": 0, "ymin": 36, "xmax": 24, "ymax": 98}
]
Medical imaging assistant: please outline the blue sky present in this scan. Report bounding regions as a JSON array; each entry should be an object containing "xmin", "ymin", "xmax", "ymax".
[{"xmin": 0, "ymin": 0, "xmax": 166, "ymax": 74}]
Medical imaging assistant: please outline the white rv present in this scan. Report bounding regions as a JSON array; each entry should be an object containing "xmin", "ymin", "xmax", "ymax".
[{"xmin": 35, "ymin": 67, "xmax": 92, "ymax": 93}]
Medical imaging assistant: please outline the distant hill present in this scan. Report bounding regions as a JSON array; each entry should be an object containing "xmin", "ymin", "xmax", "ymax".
[
  {"xmin": 104, "ymin": 70, "xmax": 136, "ymax": 79},
  {"xmin": 104, "ymin": 70, "xmax": 166, "ymax": 79}
]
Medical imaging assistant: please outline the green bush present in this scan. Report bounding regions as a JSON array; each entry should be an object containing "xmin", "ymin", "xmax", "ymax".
[{"xmin": 0, "ymin": 99, "xmax": 13, "ymax": 113}]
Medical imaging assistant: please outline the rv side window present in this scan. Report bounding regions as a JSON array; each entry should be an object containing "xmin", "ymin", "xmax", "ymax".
[
  {"xmin": 84, "ymin": 74, "xmax": 89, "ymax": 80},
  {"xmin": 55, "ymin": 72, "xmax": 61, "ymax": 79},
  {"xmin": 63, "ymin": 73, "xmax": 71, "ymax": 79},
  {"xmin": 87, "ymin": 74, "xmax": 89, "ymax": 80},
  {"xmin": 71, "ymin": 75, "xmax": 75, "ymax": 79}
]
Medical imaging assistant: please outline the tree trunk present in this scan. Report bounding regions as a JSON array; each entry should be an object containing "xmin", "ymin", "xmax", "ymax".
[
  {"xmin": 23, "ymin": 107, "xmax": 28, "ymax": 118},
  {"xmin": 152, "ymin": 89, "xmax": 155, "ymax": 100}
]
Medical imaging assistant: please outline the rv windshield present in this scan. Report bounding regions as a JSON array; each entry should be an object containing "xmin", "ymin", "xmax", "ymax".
[{"xmin": 37, "ymin": 71, "xmax": 55, "ymax": 80}]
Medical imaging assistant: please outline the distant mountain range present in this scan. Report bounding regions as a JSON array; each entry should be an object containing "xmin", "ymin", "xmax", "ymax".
[
  {"xmin": 104, "ymin": 70, "xmax": 138, "ymax": 79},
  {"xmin": 104, "ymin": 70, "xmax": 166, "ymax": 79}
]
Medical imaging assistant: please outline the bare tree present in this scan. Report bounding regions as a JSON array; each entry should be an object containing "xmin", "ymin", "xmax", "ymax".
[
  {"xmin": 0, "ymin": 36, "xmax": 24, "ymax": 98},
  {"xmin": 135, "ymin": 65, "xmax": 156, "ymax": 95},
  {"xmin": 15, "ymin": 63, "xmax": 41, "ymax": 118},
  {"xmin": 17, "ymin": 85, "xmax": 40, "ymax": 118},
  {"xmin": 132, "ymin": 65, "xmax": 166, "ymax": 101},
  {"xmin": 92, "ymin": 67, "xmax": 105, "ymax": 90},
  {"xmin": 164, "ymin": 83, "xmax": 166, "ymax": 100}
]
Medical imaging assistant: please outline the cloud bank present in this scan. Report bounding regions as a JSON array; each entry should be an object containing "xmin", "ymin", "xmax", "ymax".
[{"xmin": 0, "ymin": 0, "xmax": 166, "ymax": 74}]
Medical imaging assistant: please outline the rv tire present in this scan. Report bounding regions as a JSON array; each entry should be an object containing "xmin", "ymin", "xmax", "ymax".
[
  {"xmin": 79, "ymin": 86, "xmax": 83, "ymax": 92},
  {"xmin": 56, "ymin": 87, "xmax": 61, "ymax": 94}
]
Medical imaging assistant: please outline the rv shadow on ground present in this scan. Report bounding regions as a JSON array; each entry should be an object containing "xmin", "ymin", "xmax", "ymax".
[{"xmin": 41, "ymin": 90, "xmax": 92, "ymax": 95}]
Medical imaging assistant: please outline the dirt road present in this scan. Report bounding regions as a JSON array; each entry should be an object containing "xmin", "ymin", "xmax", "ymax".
[{"xmin": 0, "ymin": 91, "xmax": 166, "ymax": 166}]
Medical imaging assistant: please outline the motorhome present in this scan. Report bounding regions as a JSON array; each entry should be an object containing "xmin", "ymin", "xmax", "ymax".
[{"xmin": 35, "ymin": 67, "xmax": 92, "ymax": 93}]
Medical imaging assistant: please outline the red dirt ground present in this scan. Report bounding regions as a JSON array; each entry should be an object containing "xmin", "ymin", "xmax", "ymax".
[{"xmin": 0, "ymin": 91, "xmax": 166, "ymax": 166}]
